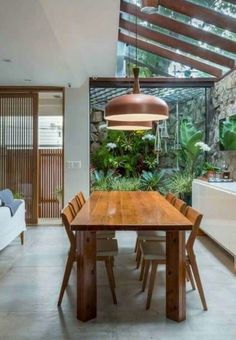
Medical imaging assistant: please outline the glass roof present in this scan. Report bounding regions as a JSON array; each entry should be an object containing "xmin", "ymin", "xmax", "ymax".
[
  {"xmin": 90, "ymin": 87, "xmax": 206, "ymax": 110},
  {"xmin": 117, "ymin": 0, "xmax": 236, "ymax": 78}
]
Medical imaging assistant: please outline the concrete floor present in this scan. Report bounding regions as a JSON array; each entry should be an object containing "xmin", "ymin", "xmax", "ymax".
[{"xmin": 0, "ymin": 227, "xmax": 236, "ymax": 340}]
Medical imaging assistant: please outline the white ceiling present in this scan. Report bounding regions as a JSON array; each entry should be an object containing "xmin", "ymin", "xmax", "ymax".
[{"xmin": 0, "ymin": 0, "xmax": 120, "ymax": 87}]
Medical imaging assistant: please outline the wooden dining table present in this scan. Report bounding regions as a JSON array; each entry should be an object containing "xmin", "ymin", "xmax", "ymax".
[{"xmin": 71, "ymin": 191, "xmax": 193, "ymax": 323}]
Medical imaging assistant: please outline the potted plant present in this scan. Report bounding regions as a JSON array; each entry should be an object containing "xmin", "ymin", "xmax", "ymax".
[
  {"xmin": 202, "ymin": 162, "xmax": 220, "ymax": 179},
  {"xmin": 54, "ymin": 186, "xmax": 63, "ymax": 210}
]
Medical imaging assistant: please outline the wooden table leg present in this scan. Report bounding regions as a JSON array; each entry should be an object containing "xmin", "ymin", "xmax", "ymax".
[
  {"xmin": 76, "ymin": 230, "xmax": 97, "ymax": 322},
  {"xmin": 166, "ymin": 231, "xmax": 186, "ymax": 322}
]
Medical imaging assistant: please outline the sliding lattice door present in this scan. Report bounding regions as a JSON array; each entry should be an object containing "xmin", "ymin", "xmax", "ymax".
[{"xmin": 0, "ymin": 93, "xmax": 38, "ymax": 224}]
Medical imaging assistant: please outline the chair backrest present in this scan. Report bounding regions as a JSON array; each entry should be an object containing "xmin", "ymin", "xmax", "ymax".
[
  {"xmin": 61, "ymin": 205, "xmax": 76, "ymax": 249},
  {"xmin": 165, "ymin": 192, "xmax": 176, "ymax": 205},
  {"xmin": 76, "ymin": 192, "xmax": 86, "ymax": 207},
  {"xmin": 174, "ymin": 198, "xmax": 187, "ymax": 214},
  {"xmin": 185, "ymin": 206, "xmax": 203, "ymax": 253},
  {"xmin": 69, "ymin": 197, "xmax": 80, "ymax": 218}
]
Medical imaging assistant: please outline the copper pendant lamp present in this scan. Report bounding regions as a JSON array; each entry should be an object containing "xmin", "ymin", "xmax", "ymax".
[
  {"xmin": 105, "ymin": 67, "xmax": 169, "ymax": 122},
  {"xmin": 107, "ymin": 119, "xmax": 152, "ymax": 131}
]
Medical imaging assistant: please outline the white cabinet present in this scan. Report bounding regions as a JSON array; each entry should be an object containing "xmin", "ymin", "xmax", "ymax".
[{"xmin": 192, "ymin": 179, "xmax": 236, "ymax": 270}]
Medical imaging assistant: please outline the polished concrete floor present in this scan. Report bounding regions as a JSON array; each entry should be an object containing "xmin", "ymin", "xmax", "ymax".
[{"xmin": 0, "ymin": 227, "xmax": 236, "ymax": 340}]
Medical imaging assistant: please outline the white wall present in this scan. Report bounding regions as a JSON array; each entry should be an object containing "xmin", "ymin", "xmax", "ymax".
[{"xmin": 64, "ymin": 82, "xmax": 90, "ymax": 203}]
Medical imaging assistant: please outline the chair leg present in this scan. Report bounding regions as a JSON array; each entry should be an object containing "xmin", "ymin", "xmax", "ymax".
[
  {"xmin": 111, "ymin": 256, "xmax": 115, "ymax": 267},
  {"xmin": 186, "ymin": 269, "xmax": 190, "ymax": 282},
  {"xmin": 139, "ymin": 258, "xmax": 145, "ymax": 281},
  {"xmin": 142, "ymin": 259, "xmax": 150, "ymax": 292},
  {"xmin": 186, "ymin": 262, "xmax": 196, "ymax": 290},
  {"xmin": 134, "ymin": 237, "xmax": 138, "ymax": 253},
  {"xmin": 109, "ymin": 257, "xmax": 116, "ymax": 288},
  {"xmin": 105, "ymin": 258, "xmax": 117, "ymax": 305},
  {"xmin": 188, "ymin": 252, "xmax": 207, "ymax": 311},
  {"xmin": 136, "ymin": 247, "xmax": 142, "ymax": 269},
  {"xmin": 136, "ymin": 240, "xmax": 141, "ymax": 262},
  {"xmin": 20, "ymin": 232, "xmax": 24, "ymax": 245},
  {"xmin": 58, "ymin": 248, "xmax": 75, "ymax": 306},
  {"xmin": 146, "ymin": 261, "xmax": 158, "ymax": 310}
]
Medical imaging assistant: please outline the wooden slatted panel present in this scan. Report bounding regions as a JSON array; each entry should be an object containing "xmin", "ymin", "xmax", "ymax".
[
  {"xmin": 39, "ymin": 148, "xmax": 63, "ymax": 218},
  {"xmin": 0, "ymin": 94, "xmax": 38, "ymax": 224}
]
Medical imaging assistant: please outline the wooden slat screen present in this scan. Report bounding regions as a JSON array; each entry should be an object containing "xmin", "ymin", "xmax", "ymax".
[
  {"xmin": 39, "ymin": 148, "xmax": 63, "ymax": 218},
  {"xmin": 0, "ymin": 93, "xmax": 38, "ymax": 224}
]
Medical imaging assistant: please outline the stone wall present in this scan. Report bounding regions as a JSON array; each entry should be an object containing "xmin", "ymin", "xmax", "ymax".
[{"xmin": 208, "ymin": 70, "xmax": 236, "ymax": 179}]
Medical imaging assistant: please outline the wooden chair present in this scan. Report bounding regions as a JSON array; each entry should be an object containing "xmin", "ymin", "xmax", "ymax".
[
  {"xmin": 165, "ymin": 192, "xmax": 176, "ymax": 204},
  {"xmin": 140, "ymin": 206, "xmax": 207, "ymax": 311},
  {"xmin": 58, "ymin": 205, "xmax": 118, "ymax": 306},
  {"xmin": 75, "ymin": 192, "xmax": 86, "ymax": 207},
  {"xmin": 75, "ymin": 192, "xmax": 116, "ymax": 240},
  {"xmin": 68, "ymin": 197, "xmax": 81, "ymax": 217},
  {"xmin": 135, "ymin": 194, "xmax": 180, "ymax": 270},
  {"xmin": 173, "ymin": 198, "xmax": 187, "ymax": 214}
]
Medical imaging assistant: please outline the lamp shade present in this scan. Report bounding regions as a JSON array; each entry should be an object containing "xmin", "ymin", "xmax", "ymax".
[
  {"xmin": 107, "ymin": 120, "xmax": 153, "ymax": 131},
  {"xmin": 105, "ymin": 67, "xmax": 169, "ymax": 122},
  {"xmin": 105, "ymin": 93, "xmax": 169, "ymax": 122}
]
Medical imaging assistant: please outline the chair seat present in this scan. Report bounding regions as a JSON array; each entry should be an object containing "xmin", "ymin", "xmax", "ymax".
[
  {"xmin": 97, "ymin": 230, "xmax": 116, "ymax": 239},
  {"xmin": 137, "ymin": 230, "xmax": 166, "ymax": 242},
  {"xmin": 97, "ymin": 239, "xmax": 118, "ymax": 257},
  {"xmin": 140, "ymin": 241, "xmax": 166, "ymax": 261}
]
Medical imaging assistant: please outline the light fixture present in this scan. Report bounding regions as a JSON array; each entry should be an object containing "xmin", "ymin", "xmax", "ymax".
[
  {"xmin": 107, "ymin": 120, "xmax": 152, "ymax": 131},
  {"xmin": 140, "ymin": 0, "xmax": 159, "ymax": 14},
  {"xmin": 105, "ymin": 67, "xmax": 169, "ymax": 122},
  {"xmin": 105, "ymin": 0, "xmax": 168, "ymax": 125}
]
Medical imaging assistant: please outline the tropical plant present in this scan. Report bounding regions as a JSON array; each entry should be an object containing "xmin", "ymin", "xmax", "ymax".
[
  {"xmin": 91, "ymin": 170, "xmax": 115, "ymax": 191},
  {"xmin": 202, "ymin": 161, "xmax": 220, "ymax": 172},
  {"xmin": 12, "ymin": 191, "xmax": 24, "ymax": 199},
  {"xmin": 219, "ymin": 117, "xmax": 236, "ymax": 150},
  {"xmin": 163, "ymin": 172, "xmax": 194, "ymax": 200},
  {"xmin": 140, "ymin": 170, "xmax": 164, "ymax": 191},
  {"xmin": 111, "ymin": 177, "xmax": 140, "ymax": 191},
  {"xmin": 178, "ymin": 118, "xmax": 213, "ymax": 178},
  {"xmin": 91, "ymin": 130, "xmax": 157, "ymax": 177}
]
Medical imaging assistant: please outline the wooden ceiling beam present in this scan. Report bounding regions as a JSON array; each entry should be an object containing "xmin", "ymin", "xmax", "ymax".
[
  {"xmin": 159, "ymin": 0, "xmax": 236, "ymax": 33},
  {"xmin": 119, "ymin": 32, "xmax": 222, "ymax": 78},
  {"xmin": 121, "ymin": 0, "xmax": 236, "ymax": 54},
  {"xmin": 120, "ymin": 18, "xmax": 234, "ymax": 69}
]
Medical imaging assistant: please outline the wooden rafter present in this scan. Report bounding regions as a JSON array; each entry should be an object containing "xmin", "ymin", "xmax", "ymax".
[
  {"xmin": 120, "ymin": 0, "xmax": 236, "ymax": 54},
  {"xmin": 119, "ymin": 31, "xmax": 222, "ymax": 77},
  {"xmin": 159, "ymin": 0, "xmax": 236, "ymax": 34},
  {"xmin": 120, "ymin": 18, "xmax": 234, "ymax": 69}
]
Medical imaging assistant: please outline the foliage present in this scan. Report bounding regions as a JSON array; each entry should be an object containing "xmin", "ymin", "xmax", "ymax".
[
  {"xmin": 110, "ymin": 177, "xmax": 140, "ymax": 191},
  {"xmin": 140, "ymin": 170, "xmax": 164, "ymax": 191},
  {"xmin": 91, "ymin": 170, "xmax": 140, "ymax": 191},
  {"xmin": 91, "ymin": 170, "xmax": 115, "ymax": 191},
  {"xmin": 54, "ymin": 186, "xmax": 63, "ymax": 199},
  {"xmin": 91, "ymin": 130, "xmax": 156, "ymax": 177},
  {"xmin": 202, "ymin": 162, "xmax": 220, "ymax": 173},
  {"xmin": 12, "ymin": 191, "xmax": 24, "ymax": 199},
  {"xmin": 178, "ymin": 119, "xmax": 207, "ymax": 176},
  {"xmin": 219, "ymin": 117, "xmax": 236, "ymax": 151},
  {"xmin": 163, "ymin": 172, "xmax": 194, "ymax": 199}
]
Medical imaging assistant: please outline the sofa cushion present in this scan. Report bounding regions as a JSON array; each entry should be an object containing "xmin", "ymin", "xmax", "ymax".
[{"xmin": 0, "ymin": 189, "xmax": 22, "ymax": 216}]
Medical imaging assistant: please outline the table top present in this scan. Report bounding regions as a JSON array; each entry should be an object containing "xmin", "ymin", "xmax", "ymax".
[{"xmin": 71, "ymin": 191, "xmax": 192, "ymax": 231}]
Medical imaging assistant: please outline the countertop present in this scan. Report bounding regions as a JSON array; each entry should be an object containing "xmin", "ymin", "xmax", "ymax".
[{"xmin": 193, "ymin": 179, "xmax": 236, "ymax": 194}]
